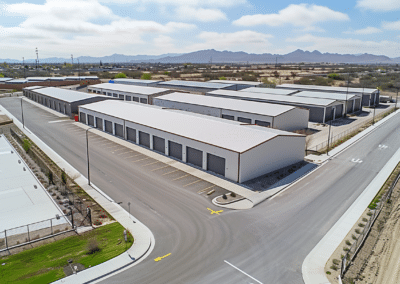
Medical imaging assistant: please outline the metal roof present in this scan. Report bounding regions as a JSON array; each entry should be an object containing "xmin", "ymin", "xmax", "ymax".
[
  {"xmin": 89, "ymin": 83, "xmax": 169, "ymax": 95},
  {"xmin": 208, "ymin": 80, "xmax": 262, "ymax": 86},
  {"xmin": 33, "ymin": 87, "xmax": 105, "ymax": 103},
  {"xmin": 6, "ymin": 79, "xmax": 28, "ymax": 84},
  {"xmin": 207, "ymin": 90, "xmax": 337, "ymax": 107},
  {"xmin": 155, "ymin": 92, "xmax": 296, "ymax": 117},
  {"xmin": 277, "ymin": 84, "xmax": 378, "ymax": 94},
  {"xmin": 23, "ymin": 86, "xmax": 45, "ymax": 90},
  {"xmin": 26, "ymin": 77, "xmax": 50, "ymax": 81},
  {"xmin": 80, "ymin": 100, "xmax": 301, "ymax": 153},
  {"xmin": 0, "ymin": 135, "xmax": 66, "ymax": 232},
  {"xmin": 158, "ymin": 80, "xmax": 235, "ymax": 89},
  {"xmin": 293, "ymin": 91, "xmax": 358, "ymax": 101},
  {"xmin": 241, "ymin": 87, "xmax": 298, "ymax": 95},
  {"xmin": 49, "ymin": 77, "xmax": 67, "ymax": 81},
  {"xmin": 0, "ymin": 77, "xmax": 12, "ymax": 82},
  {"xmin": 113, "ymin": 78, "xmax": 161, "ymax": 84}
]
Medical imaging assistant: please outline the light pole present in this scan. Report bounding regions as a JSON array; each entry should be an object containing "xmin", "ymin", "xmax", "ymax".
[
  {"xmin": 372, "ymin": 105, "xmax": 376, "ymax": 125},
  {"xmin": 396, "ymin": 87, "xmax": 399, "ymax": 110},
  {"xmin": 326, "ymin": 118, "xmax": 332, "ymax": 155},
  {"xmin": 23, "ymin": 57, "xmax": 26, "ymax": 79},
  {"xmin": 86, "ymin": 127, "xmax": 92, "ymax": 185},
  {"xmin": 20, "ymin": 98, "xmax": 25, "ymax": 129},
  {"xmin": 128, "ymin": 202, "xmax": 131, "ymax": 218}
]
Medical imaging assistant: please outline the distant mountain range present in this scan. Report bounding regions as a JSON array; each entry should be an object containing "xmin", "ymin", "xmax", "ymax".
[{"xmin": 1, "ymin": 49, "xmax": 400, "ymax": 64}]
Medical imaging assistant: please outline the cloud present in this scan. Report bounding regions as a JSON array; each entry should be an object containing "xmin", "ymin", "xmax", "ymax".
[
  {"xmin": 186, "ymin": 30, "xmax": 273, "ymax": 53},
  {"xmin": 344, "ymin": 27, "xmax": 382, "ymax": 34},
  {"xmin": 287, "ymin": 34, "xmax": 400, "ymax": 57},
  {"xmin": 356, "ymin": 0, "xmax": 400, "ymax": 11},
  {"xmin": 175, "ymin": 6, "xmax": 227, "ymax": 22},
  {"xmin": 382, "ymin": 20, "xmax": 400, "ymax": 30},
  {"xmin": 99, "ymin": 0, "xmax": 246, "ymax": 8},
  {"xmin": 233, "ymin": 4, "xmax": 349, "ymax": 27}
]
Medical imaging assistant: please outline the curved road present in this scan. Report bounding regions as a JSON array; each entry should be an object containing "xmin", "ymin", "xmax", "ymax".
[{"xmin": 1, "ymin": 97, "xmax": 399, "ymax": 284}]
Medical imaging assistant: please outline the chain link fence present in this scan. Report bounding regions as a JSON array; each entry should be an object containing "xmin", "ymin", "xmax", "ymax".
[{"xmin": 340, "ymin": 170, "xmax": 400, "ymax": 278}]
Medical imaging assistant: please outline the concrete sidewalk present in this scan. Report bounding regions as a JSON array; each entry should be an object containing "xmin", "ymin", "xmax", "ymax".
[{"xmin": 0, "ymin": 104, "xmax": 155, "ymax": 284}]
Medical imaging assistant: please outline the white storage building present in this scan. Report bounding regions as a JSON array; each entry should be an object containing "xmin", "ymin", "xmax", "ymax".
[
  {"xmin": 88, "ymin": 83, "xmax": 172, "ymax": 104},
  {"xmin": 240, "ymin": 87, "xmax": 299, "ymax": 96},
  {"xmin": 111, "ymin": 78, "xmax": 162, "ymax": 87},
  {"xmin": 79, "ymin": 100, "xmax": 305, "ymax": 183},
  {"xmin": 153, "ymin": 92, "xmax": 309, "ymax": 131},
  {"xmin": 156, "ymin": 80, "xmax": 237, "ymax": 94},
  {"xmin": 208, "ymin": 80, "xmax": 263, "ymax": 90}
]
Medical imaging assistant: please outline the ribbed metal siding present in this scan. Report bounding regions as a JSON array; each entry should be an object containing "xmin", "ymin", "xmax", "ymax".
[
  {"xmin": 168, "ymin": 141, "xmax": 182, "ymax": 160},
  {"xmin": 222, "ymin": 114, "xmax": 234, "ymax": 120},
  {"xmin": 139, "ymin": 131, "xmax": 150, "ymax": 148},
  {"xmin": 126, "ymin": 127, "xmax": 136, "ymax": 142},
  {"xmin": 238, "ymin": 117, "xmax": 251, "ymax": 123},
  {"xmin": 207, "ymin": 153, "xmax": 225, "ymax": 176},
  {"xmin": 87, "ymin": 115, "xmax": 95, "ymax": 126},
  {"xmin": 105, "ymin": 120, "xmax": 113, "ymax": 134},
  {"xmin": 186, "ymin": 147, "xmax": 203, "ymax": 168},
  {"xmin": 115, "ymin": 124, "xmax": 123, "ymax": 138},
  {"xmin": 255, "ymin": 120, "xmax": 270, "ymax": 127},
  {"xmin": 95, "ymin": 117, "xmax": 103, "ymax": 130},
  {"xmin": 140, "ymin": 98, "xmax": 148, "ymax": 104},
  {"xmin": 153, "ymin": 136, "xmax": 165, "ymax": 153},
  {"xmin": 133, "ymin": 97, "xmax": 139, "ymax": 102},
  {"xmin": 80, "ymin": 112, "xmax": 86, "ymax": 124}
]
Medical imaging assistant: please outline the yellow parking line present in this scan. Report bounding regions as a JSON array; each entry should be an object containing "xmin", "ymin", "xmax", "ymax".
[
  {"xmin": 197, "ymin": 185, "xmax": 215, "ymax": 194},
  {"xmin": 172, "ymin": 174, "xmax": 189, "ymax": 181},
  {"xmin": 105, "ymin": 145, "xmax": 120, "ymax": 149},
  {"xmin": 124, "ymin": 153, "xmax": 142, "ymax": 159},
  {"xmin": 117, "ymin": 150, "xmax": 134, "ymax": 156},
  {"xmin": 151, "ymin": 165, "xmax": 170, "ymax": 171},
  {"xmin": 143, "ymin": 161, "xmax": 160, "ymax": 166},
  {"xmin": 183, "ymin": 179, "xmax": 202, "ymax": 187},
  {"xmin": 162, "ymin": 169, "xmax": 179, "ymax": 176},
  {"xmin": 134, "ymin": 157, "xmax": 151, "ymax": 162},
  {"xmin": 113, "ymin": 148, "xmax": 130, "ymax": 153}
]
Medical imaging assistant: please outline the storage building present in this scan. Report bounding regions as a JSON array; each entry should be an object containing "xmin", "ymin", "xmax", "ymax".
[
  {"xmin": 207, "ymin": 80, "xmax": 263, "ymax": 90},
  {"xmin": 24, "ymin": 87, "xmax": 113, "ymax": 117},
  {"xmin": 156, "ymin": 80, "xmax": 237, "ymax": 94},
  {"xmin": 6, "ymin": 79, "xmax": 28, "ymax": 84},
  {"xmin": 111, "ymin": 78, "xmax": 162, "ymax": 87},
  {"xmin": 88, "ymin": 83, "xmax": 172, "ymax": 104},
  {"xmin": 0, "ymin": 78, "xmax": 13, "ymax": 84},
  {"xmin": 276, "ymin": 84, "xmax": 379, "ymax": 107},
  {"xmin": 153, "ymin": 92, "xmax": 309, "ymax": 131},
  {"xmin": 207, "ymin": 90, "xmax": 343, "ymax": 123},
  {"xmin": 26, "ymin": 77, "xmax": 50, "ymax": 82},
  {"xmin": 240, "ymin": 87, "xmax": 299, "ymax": 96},
  {"xmin": 78, "ymin": 100, "xmax": 305, "ymax": 183}
]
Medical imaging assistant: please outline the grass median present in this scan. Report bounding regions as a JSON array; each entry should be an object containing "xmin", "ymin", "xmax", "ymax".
[{"xmin": 0, "ymin": 222, "xmax": 133, "ymax": 284}]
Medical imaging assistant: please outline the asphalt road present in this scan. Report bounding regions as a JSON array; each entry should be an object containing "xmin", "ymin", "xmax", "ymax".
[{"xmin": 1, "ymin": 97, "xmax": 400, "ymax": 284}]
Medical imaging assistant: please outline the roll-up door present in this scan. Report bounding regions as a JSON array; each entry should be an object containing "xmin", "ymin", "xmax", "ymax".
[
  {"xmin": 107, "ymin": 92, "xmax": 112, "ymax": 96},
  {"xmin": 115, "ymin": 123, "xmax": 124, "ymax": 138},
  {"xmin": 207, "ymin": 153, "xmax": 225, "ymax": 176},
  {"xmin": 113, "ymin": 93, "xmax": 118, "ymax": 98},
  {"xmin": 222, "ymin": 114, "xmax": 234, "ymax": 120},
  {"xmin": 105, "ymin": 120, "xmax": 113, "ymax": 134},
  {"xmin": 153, "ymin": 136, "xmax": 165, "ymax": 153},
  {"xmin": 80, "ymin": 112, "xmax": 86, "ymax": 124},
  {"xmin": 168, "ymin": 141, "xmax": 182, "ymax": 160},
  {"xmin": 87, "ymin": 115, "xmax": 95, "ymax": 126},
  {"xmin": 95, "ymin": 117, "xmax": 103, "ymax": 130},
  {"xmin": 140, "ymin": 98, "xmax": 148, "ymax": 104},
  {"xmin": 238, "ymin": 117, "xmax": 251, "ymax": 123},
  {"xmin": 126, "ymin": 96, "xmax": 132, "ymax": 101},
  {"xmin": 354, "ymin": 98, "xmax": 361, "ymax": 112},
  {"xmin": 139, "ymin": 131, "xmax": 150, "ymax": 148},
  {"xmin": 126, "ymin": 127, "xmax": 136, "ymax": 142},
  {"xmin": 346, "ymin": 100, "xmax": 354, "ymax": 114},
  {"xmin": 119, "ymin": 94, "xmax": 124, "ymax": 99},
  {"xmin": 255, "ymin": 120, "xmax": 270, "ymax": 127},
  {"xmin": 186, "ymin": 147, "xmax": 203, "ymax": 168},
  {"xmin": 133, "ymin": 97, "xmax": 139, "ymax": 102}
]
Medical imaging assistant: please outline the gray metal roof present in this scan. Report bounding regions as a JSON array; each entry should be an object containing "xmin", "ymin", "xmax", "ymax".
[
  {"xmin": 0, "ymin": 135, "xmax": 66, "ymax": 232},
  {"xmin": 26, "ymin": 77, "xmax": 50, "ymax": 81},
  {"xmin": 89, "ymin": 83, "xmax": 169, "ymax": 95},
  {"xmin": 277, "ymin": 84, "xmax": 378, "ymax": 94},
  {"xmin": 23, "ymin": 86, "xmax": 45, "ymax": 90},
  {"xmin": 158, "ymin": 80, "xmax": 235, "ymax": 89},
  {"xmin": 113, "ymin": 78, "xmax": 161, "ymax": 84},
  {"xmin": 80, "ymin": 100, "xmax": 301, "ymax": 153},
  {"xmin": 208, "ymin": 80, "xmax": 262, "ymax": 86},
  {"xmin": 293, "ymin": 91, "xmax": 358, "ymax": 101},
  {"xmin": 241, "ymin": 87, "xmax": 298, "ymax": 95},
  {"xmin": 208, "ymin": 90, "xmax": 337, "ymax": 107},
  {"xmin": 6, "ymin": 79, "xmax": 28, "ymax": 84},
  {"xmin": 0, "ymin": 77, "xmax": 12, "ymax": 82},
  {"xmin": 49, "ymin": 77, "xmax": 67, "ymax": 81},
  {"xmin": 155, "ymin": 92, "xmax": 296, "ymax": 117},
  {"xmin": 33, "ymin": 87, "xmax": 105, "ymax": 103}
]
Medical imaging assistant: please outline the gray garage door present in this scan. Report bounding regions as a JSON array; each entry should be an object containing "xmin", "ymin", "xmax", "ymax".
[
  {"xmin": 346, "ymin": 100, "xmax": 354, "ymax": 114},
  {"xmin": 126, "ymin": 96, "xmax": 132, "ymax": 101},
  {"xmin": 153, "ymin": 136, "xmax": 165, "ymax": 153},
  {"xmin": 168, "ymin": 141, "xmax": 182, "ymax": 160},
  {"xmin": 133, "ymin": 97, "xmax": 139, "ymax": 102},
  {"xmin": 238, "ymin": 117, "xmax": 251, "ymax": 123},
  {"xmin": 126, "ymin": 127, "xmax": 136, "ymax": 142},
  {"xmin": 119, "ymin": 94, "xmax": 124, "ymax": 99},
  {"xmin": 139, "ymin": 131, "xmax": 150, "ymax": 148},
  {"xmin": 222, "ymin": 114, "xmax": 234, "ymax": 120},
  {"xmin": 96, "ymin": 117, "xmax": 103, "ymax": 130},
  {"xmin": 80, "ymin": 112, "xmax": 86, "ymax": 124},
  {"xmin": 187, "ymin": 147, "xmax": 203, "ymax": 168},
  {"xmin": 113, "ymin": 93, "xmax": 118, "ymax": 98},
  {"xmin": 354, "ymin": 98, "xmax": 361, "ymax": 112},
  {"xmin": 308, "ymin": 107, "xmax": 325, "ymax": 123},
  {"xmin": 140, "ymin": 98, "xmax": 148, "ymax": 104},
  {"xmin": 115, "ymin": 123, "xmax": 124, "ymax": 138},
  {"xmin": 105, "ymin": 120, "xmax": 113, "ymax": 134},
  {"xmin": 207, "ymin": 153, "xmax": 225, "ymax": 176},
  {"xmin": 87, "ymin": 115, "xmax": 95, "ymax": 126},
  {"xmin": 255, "ymin": 120, "xmax": 270, "ymax": 127},
  {"xmin": 335, "ymin": 104, "xmax": 343, "ymax": 119}
]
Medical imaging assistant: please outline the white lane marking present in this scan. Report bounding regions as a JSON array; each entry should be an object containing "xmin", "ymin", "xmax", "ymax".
[
  {"xmin": 48, "ymin": 120, "xmax": 70, "ymax": 124},
  {"xmin": 224, "ymin": 260, "xmax": 263, "ymax": 284},
  {"xmin": 378, "ymin": 144, "xmax": 388, "ymax": 150},
  {"xmin": 351, "ymin": 158, "xmax": 363, "ymax": 163}
]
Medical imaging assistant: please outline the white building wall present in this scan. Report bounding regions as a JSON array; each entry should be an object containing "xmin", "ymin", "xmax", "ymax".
[
  {"xmin": 153, "ymin": 99, "xmax": 222, "ymax": 117},
  {"xmin": 239, "ymin": 135, "xmax": 305, "ymax": 183},
  {"xmin": 273, "ymin": 108, "xmax": 309, "ymax": 131},
  {"xmin": 221, "ymin": 110, "xmax": 274, "ymax": 126}
]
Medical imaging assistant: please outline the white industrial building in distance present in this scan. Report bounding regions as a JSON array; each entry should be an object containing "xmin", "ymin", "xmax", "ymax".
[
  {"xmin": 207, "ymin": 80, "xmax": 263, "ymax": 90},
  {"xmin": 88, "ymin": 83, "xmax": 172, "ymax": 104},
  {"xmin": 79, "ymin": 100, "xmax": 305, "ymax": 183},
  {"xmin": 153, "ymin": 92, "xmax": 309, "ymax": 131}
]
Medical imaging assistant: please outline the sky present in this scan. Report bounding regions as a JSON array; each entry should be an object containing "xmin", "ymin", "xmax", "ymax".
[{"xmin": 0, "ymin": 0, "xmax": 400, "ymax": 60}]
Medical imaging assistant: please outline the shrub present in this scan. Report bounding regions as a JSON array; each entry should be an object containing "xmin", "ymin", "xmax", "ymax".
[
  {"xmin": 114, "ymin": 72, "xmax": 127, "ymax": 78},
  {"xmin": 358, "ymin": 223, "xmax": 365, "ymax": 227},
  {"xmin": 93, "ymin": 220, "xmax": 102, "ymax": 226},
  {"xmin": 61, "ymin": 170, "xmax": 67, "ymax": 184},
  {"xmin": 219, "ymin": 76, "xmax": 227, "ymax": 80},
  {"xmin": 141, "ymin": 73, "xmax": 152, "ymax": 80},
  {"xmin": 48, "ymin": 171, "xmax": 54, "ymax": 184},
  {"xmin": 23, "ymin": 139, "xmax": 31, "ymax": 153},
  {"xmin": 367, "ymin": 212, "xmax": 372, "ymax": 216},
  {"xmin": 326, "ymin": 271, "xmax": 331, "ymax": 275},
  {"xmin": 231, "ymin": 192, "xmax": 236, "ymax": 198},
  {"xmin": 87, "ymin": 238, "xmax": 101, "ymax": 254},
  {"xmin": 330, "ymin": 265, "xmax": 338, "ymax": 271},
  {"xmin": 355, "ymin": 229, "xmax": 361, "ymax": 234},
  {"xmin": 222, "ymin": 194, "xmax": 227, "ymax": 200},
  {"xmin": 343, "ymin": 247, "xmax": 350, "ymax": 252},
  {"xmin": 332, "ymin": 259, "xmax": 340, "ymax": 265},
  {"xmin": 345, "ymin": 240, "xmax": 352, "ymax": 246},
  {"xmin": 362, "ymin": 218, "xmax": 368, "ymax": 222},
  {"xmin": 352, "ymin": 234, "xmax": 357, "ymax": 240}
]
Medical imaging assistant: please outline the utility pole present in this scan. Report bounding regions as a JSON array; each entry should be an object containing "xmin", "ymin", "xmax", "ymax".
[
  {"xmin": 78, "ymin": 59, "xmax": 80, "ymax": 81},
  {"xmin": 396, "ymin": 87, "xmax": 399, "ymax": 109},
  {"xmin": 86, "ymin": 128, "xmax": 91, "ymax": 185},
  {"xmin": 20, "ymin": 98, "xmax": 25, "ymax": 129},
  {"xmin": 35, "ymin": 47, "xmax": 39, "ymax": 69},
  {"xmin": 345, "ymin": 72, "xmax": 349, "ymax": 116},
  {"xmin": 326, "ymin": 119, "xmax": 332, "ymax": 155},
  {"xmin": 23, "ymin": 57, "xmax": 26, "ymax": 78},
  {"xmin": 71, "ymin": 54, "xmax": 73, "ymax": 66}
]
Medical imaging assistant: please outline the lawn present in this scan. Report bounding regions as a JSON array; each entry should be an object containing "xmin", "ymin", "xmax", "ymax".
[{"xmin": 0, "ymin": 222, "xmax": 133, "ymax": 284}]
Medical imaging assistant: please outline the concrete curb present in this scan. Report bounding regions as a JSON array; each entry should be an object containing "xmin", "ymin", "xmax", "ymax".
[{"xmin": 0, "ymin": 105, "xmax": 155, "ymax": 284}]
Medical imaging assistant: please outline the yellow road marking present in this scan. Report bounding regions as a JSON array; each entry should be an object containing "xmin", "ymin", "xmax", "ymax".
[
  {"xmin": 162, "ymin": 169, "xmax": 179, "ymax": 176},
  {"xmin": 143, "ymin": 161, "xmax": 160, "ymax": 166},
  {"xmin": 134, "ymin": 157, "xmax": 151, "ymax": 162},
  {"xmin": 154, "ymin": 253, "xmax": 171, "ymax": 262},
  {"xmin": 172, "ymin": 174, "xmax": 189, "ymax": 181},
  {"xmin": 151, "ymin": 165, "xmax": 170, "ymax": 171},
  {"xmin": 117, "ymin": 150, "xmax": 134, "ymax": 156},
  {"xmin": 105, "ymin": 145, "xmax": 120, "ymax": 150},
  {"xmin": 207, "ymin": 208, "xmax": 223, "ymax": 215},
  {"xmin": 197, "ymin": 185, "xmax": 215, "ymax": 194},
  {"xmin": 124, "ymin": 153, "xmax": 143, "ymax": 159},
  {"xmin": 183, "ymin": 179, "xmax": 202, "ymax": 187}
]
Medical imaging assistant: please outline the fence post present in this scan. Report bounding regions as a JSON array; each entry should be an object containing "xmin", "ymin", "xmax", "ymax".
[
  {"xmin": 4, "ymin": 230, "xmax": 8, "ymax": 250},
  {"xmin": 50, "ymin": 219, "xmax": 53, "ymax": 235},
  {"xmin": 27, "ymin": 225, "xmax": 30, "ymax": 242}
]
